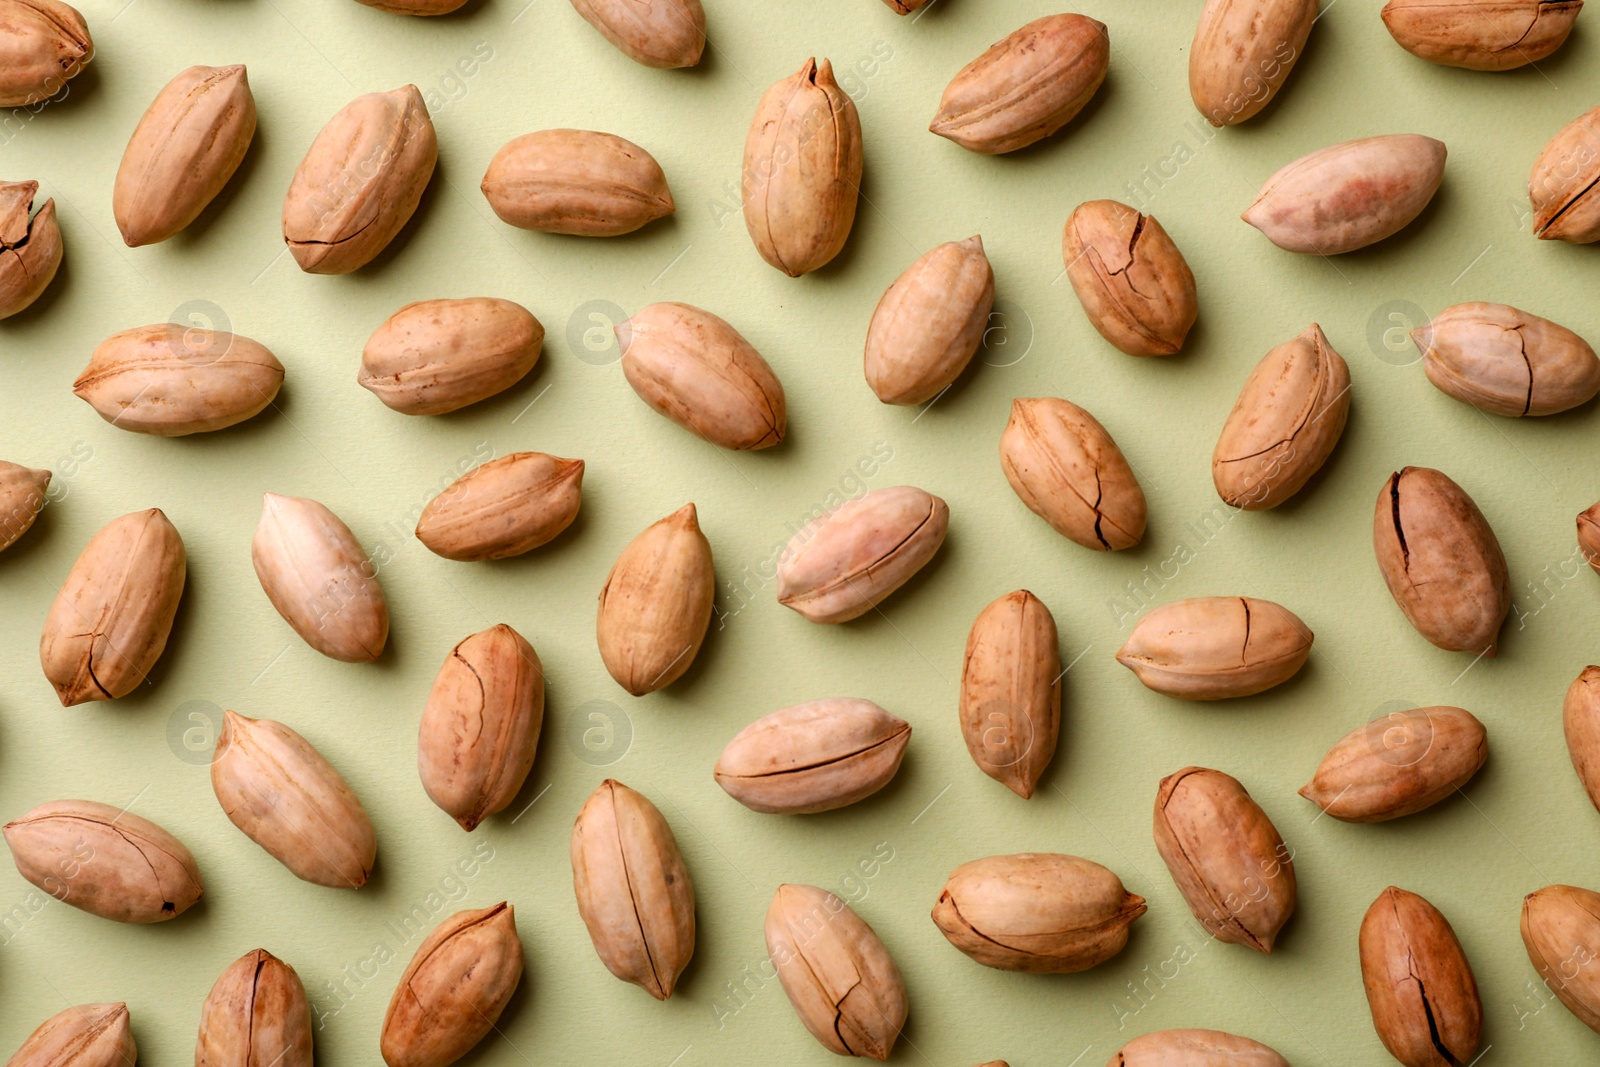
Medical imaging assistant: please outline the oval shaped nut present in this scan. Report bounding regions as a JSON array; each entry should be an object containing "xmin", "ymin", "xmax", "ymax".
[
  {"xmin": 416, "ymin": 452, "xmax": 583, "ymax": 561},
  {"xmin": 1522, "ymin": 884, "xmax": 1600, "ymax": 1032},
  {"xmin": 930, "ymin": 14, "xmax": 1108, "ymax": 154},
  {"xmin": 3, "ymin": 799, "xmax": 202, "ymax": 922},
  {"xmin": 0, "ymin": 0, "xmax": 90, "ymax": 108},
  {"xmin": 0, "ymin": 461, "xmax": 49, "ymax": 551},
  {"xmin": 1300, "ymin": 706, "xmax": 1487, "ymax": 822},
  {"xmin": 864, "ymin": 236, "xmax": 995, "ymax": 405},
  {"xmin": 767, "ymin": 884, "xmax": 907, "ymax": 1060},
  {"xmin": 1531, "ymin": 105, "xmax": 1600, "ymax": 242},
  {"xmin": 1153, "ymin": 767, "xmax": 1295, "ymax": 951},
  {"xmin": 282, "ymin": 85, "xmax": 436, "ymax": 274},
  {"xmin": 1244, "ymin": 134, "xmax": 1447, "ymax": 254},
  {"xmin": 1107, "ymin": 1029, "xmax": 1291, "ymax": 1066},
  {"xmin": 618, "ymin": 302, "xmax": 786, "ymax": 449},
  {"xmin": 931, "ymin": 853, "xmax": 1145, "ymax": 973},
  {"xmin": 571, "ymin": 780, "xmax": 696, "ymax": 999},
  {"xmin": 7, "ymin": 1004, "xmax": 136, "ymax": 1067},
  {"xmin": 1190, "ymin": 0, "xmax": 1316, "ymax": 126},
  {"xmin": 74, "ymin": 324, "xmax": 284, "ymax": 435},
  {"xmin": 211, "ymin": 710, "xmax": 377, "ymax": 888},
  {"xmin": 482, "ymin": 128, "xmax": 672, "ymax": 237},
  {"xmin": 1383, "ymin": 0, "xmax": 1581, "ymax": 70},
  {"xmin": 252, "ymin": 493, "xmax": 389, "ymax": 662},
  {"xmin": 596, "ymin": 503, "xmax": 714, "ymax": 695},
  {"xmin": 1361, "ymin": 887, "xmax": 1482, "ymax": 1067},
  {"xmin": 0, "ymin": 180, "xmax": 63, "ymax": 319},
  {"xmin": 196, "ymin": 949, "xmax": 312, "ymax": 1067},
  {"xmin": 359, "ymin": 298, "xmax": 543, "ymax": 416},
  {"xmin": 569, "ymin": 0, "xmax": 704, "ymax": 67},
  {"xmin": 742, "ymin": 57, "xmax": 862, "ymax": 276},
  {"xmin": 1000, "ymin": 397, "xmax": 1146, "ymax": 550},
  {"xmin": 959, "ymin": 590, "xmax": 1060, "ymax": 798},
  {"xmin": 1564, "ymin": 667, "xmax": 1600, "ymax": 813},
  {"xmin": 40, "ymin": 508, "xmax": 185, "ymax": 706},
  {"xmin": 715, "ymin": 698, "xmax": 910, "ymax": 814},
  {"xmin": 1063, "ymin": 200, "xmax": 1197, "ymax": 357},
  {"xmin": 1374, "ymin": 467, "xmax": 1509, "ymax": 655},
  {"xmin": 113, "ymin": 65, "xmax": 255, "ymax": 247},
  {"xmin": 1118, "ymin": 596, "xmax": 1312, "ymax": 700},
  {"xmin": 419, "ymin": 624, "xmax": 543, "ymax": 831},
  {"xmin": 380, "ymin": 903, "xmax": 523, "ymax": 1067},
  {"xmin": 1414, "ymin": 301, "xmax": 1600, "ymax": 416},
  {"xmin": 1213, "ymin": 323, "xmax": 1351, "ymax": 510},
  {"xmin": 1582, "ymin": 503, "xmax": 1600, "ymax": 573},
  {"xmin": 777, "ymin": 485, "xmax": 948, "ymax": 623}
]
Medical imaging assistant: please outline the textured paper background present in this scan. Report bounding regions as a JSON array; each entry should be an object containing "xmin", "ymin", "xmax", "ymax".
[{"xmin": 3, "ymin": 0, "xmax": 1600, "ymax": 1062}]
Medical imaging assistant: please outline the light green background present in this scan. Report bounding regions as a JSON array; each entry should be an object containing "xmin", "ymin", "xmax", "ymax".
[{"xmin": 2, "ymin": 0, "xmax": 1599, "ymax": 1063}]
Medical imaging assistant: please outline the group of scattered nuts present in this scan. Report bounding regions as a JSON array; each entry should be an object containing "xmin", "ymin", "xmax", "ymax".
[{"xmin": 7, "ymin": 0, "xmax": 1600, "ymax": 1064}]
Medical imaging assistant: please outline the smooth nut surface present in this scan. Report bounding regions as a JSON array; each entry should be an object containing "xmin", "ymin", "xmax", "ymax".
[
  {"xmin": 1000, "ymin": 397, "xmax": 1146, "ymax": 551},
  {"xmin": 569, "ymin": 0, "xmax": 704, "ymax": 67},
  {"xmin": 1531, "ymin": 104, "xmax": 1600, "ymax": 242},
  {"xmin": 1414, "ymin": 301, "xmax": 1600, "ymax": 416},
  {"xmin": 7, "ymin": 1003, "xmax": 135, "ymax": 1067},
  {"xmin": 1106, "ymin": 1028, "xmax": 1290, "ymax": 1066},
  {"xmin": 0, "ymin": 181, "xmax": 63, "ymax": 319},
  {"xmin": 1564, "ymin": 667, "xmax": 1600, "ymax": 814},
  {"xmin": 715, "ymin": 698, "xmax": 910, "ymax": 814},
  {"xmin": 252, "ymin": 493, "xmax": 389, "ymax": 662},
  {"xmin": 932, "ymin": 853, "xmax": 1145, "ymax": 972},
  {"xmin": 1118, "ymin": 596, "xmax": 1312, "ymax": 700},
  {"xmin": 1300, "ymin": 706, "xmax": 1487, "ymax": 822},
  {"xmin": 359, "ymin": 298, "xmax": 543, "ymax": 415},
  {"xmin": 766, "ymin": 883, "xmax": 907, "ymax": 1060},
  {"xmin": 416, "ymin": 452, "xmax": 583, "ymax": 561},
  {"xmin": 1153, "ymin": 767, "xmax": 1295, "ymax": 952},
  {"xmin": 864, "ymin": 235, "xmax": 995, "ymax": 405},
  {"xmin": 1383, "ymin": 0, "xmax": 1581, "ymax": 70},
  {"xmin": 1243, "ymin": 134, "xmax": 1446, "ymax": 254},
  {"xmin": 114, "ymin": 64, "xmax": 255, "ymax": 247},
  {"xmin": 75, "ymin": 324, "xmax": 284, "ymax": 435},
  {"xmin": 1212, "ymin": 323, "xmax": 1351, "ymax": 509},
  {"xmin": 959, "ymin": 590, "xmax": 1059, "ymax": 798},
  {"xmin": 742, "ymin": 57, "xmax": 862, "ymax": 276},
  {"xmin": 381, "ymin": 903, "xmax": 523, "ymax": 1067},
  {"xmin": 1190, "ymin": 0, "xmax": 1316, "ymax": 126},
  {"xmin": 0, "ymin": 0, "xmax": 91, "ymax": 108},
  {"xmin": 1063, "ymin": 200, "xmax": 1197, "ymax": 356},
  {"xmin": 930, "ymin": 13, "xmax": 1108, "ymax": 154},
  {"xmin": 596, "ymin": 503, "xmax": 714, "ymax": 694},
  {"xmin": 1582, "ymin": 502, "xmax": 1600, "ymax": 573},
  {"xmin": 212, "ymin": 710, "xmax": 377, "ymax": 888},
  {"xmin": 571, "ymin": 779, "xmax": 695, "ymax": 998},
  {"xmin": 418, "ymin": 624, "xmax": 543, "ymax": 831},
  {"xmin": 0, "ymin": 460, "xmax": 50, "ymax": 552},
  {"xmin": 1361, "ymin": 887, "xmax": 1482, "ymax": 1067},
  {"xmin": 1373, "ymin": 467, "xmax": 1509, "ymax": 655},
  {"xmin": 40, "ymin": 507, "xmax": 186, "ymax": 705},
  {"xmin": 3, "ymin": 799, "xmax": 202, "ymax": 922},
  {"xmin": 196, "ymin": 948, "xmax": 313, "ymax": 1067},
  {"xmin": 282, "ymin": 85, "xmax": 437, "ymax": 274},
  {"xmin": 481, "ymin": 128, "xmax": 674, "ymax": 236},
  {"xmin": 777, "ymin": 485, "xmax": 948, "ymax": 623},
  {"xmin": 1522, "ymin": 884, "xmax": 1600, "ymax": 1033},
  {"xmin": 618, "ymin": 302, "xmax": 786, "ymax": 450}
]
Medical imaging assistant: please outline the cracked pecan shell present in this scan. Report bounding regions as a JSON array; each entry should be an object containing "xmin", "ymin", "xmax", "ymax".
[
  {"xmin": 1383, "ymin": 0, "xmax": 1581, "ymax": 70},
  {"xmin": 1414, "ymin": 301, "xmax": 1600, "ymax": 416},
  {"xmin": 0, "ymin": 180, "xmax": 63, "ymax": 319},
  {"xmin": 715, "ymin": 698, "xmax": 910, "ymax": 813},
  {"xmin": 1117, "ymin": 596, "xmax": 1312, "ymax": 700},
  {"xmin": 381, "ymin": 903, "xmax": 523, "ymax": 1067},
  {"xmin": 767, "ymin": 883, "xmax": 906, "ymax": 1060},
  {"xmin": 1522, "ymin": 884, "xmax": 1600, "ymax": 1033},
  {"xmin": 931, "ymin": 853, "xmax": 1144, "ymax": 972},
  {"xmin": 0, "ymin": 0, "xmax": 91, "ymax": 108},
  {"xmin": 3, "ymin": 799, "xmax": 202, "ymax": 922},
  {"xmin": 39, "ymin": 507, "xmax": 185, "ymax": 706},
  {"xmin": 196, "ymin": 948, "xmax": 312, "ymax": 1067},
  {"xmin": 1360, "ymin": 887, "xmax": 1481, "ymax": 1067},
  {"xmin": 1063, "ymin": 200, "xmax": 1197, "ymax": 356},
  {"xmin": 1531, "ymin": 104, "xmax": 1600, "ymax": 242},
  {"xmin": 1000, "ymin": 397, "xmax": 1145, "ymax": 552},
  {"xmin": 1373, "ymin": 467, "xmax": 1509, "ymax": 655},
  {"xmin": 1212, "ymin": 323, "xmax": 1350, "ymax": 509}
]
